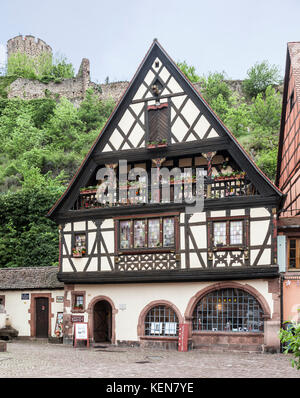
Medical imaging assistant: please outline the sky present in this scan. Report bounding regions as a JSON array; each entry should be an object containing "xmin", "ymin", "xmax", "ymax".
[{"xmin": 1, "ymin": 0, "xmax": 300, "ymax": 83}]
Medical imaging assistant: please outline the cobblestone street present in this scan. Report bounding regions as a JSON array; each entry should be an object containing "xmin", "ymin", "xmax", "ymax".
[{"xmin": 0, "ymin": 340, "xmax": 299, "ymax": 379}]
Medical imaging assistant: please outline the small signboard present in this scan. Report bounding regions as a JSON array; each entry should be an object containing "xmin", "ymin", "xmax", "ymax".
[
  {"xmin": 71, "ymin": 315, "xmax": 84, "ymax": 323},
  {"xmin": 73, "ymin": 322, "xmax": 89, "ymax": 348},
  {"xmin": 21, "ymin": 293, "xmax": 29, "ymax": 300},
  {"xmin": 56, "ymin": 296, "xmax": 64, "ymax": 303}
]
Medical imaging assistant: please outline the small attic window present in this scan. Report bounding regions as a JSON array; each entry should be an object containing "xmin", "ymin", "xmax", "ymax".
[
  {"xmin": 290, "ymin": 90, "xmax": 295, "ymax": 113},
  {"xmin": 151, "ymin": 79, "xmax": 163, "ymax": 96},
  {"xmin": 155, "ymin": 61, "xmax": 160, "ymax": 68}
]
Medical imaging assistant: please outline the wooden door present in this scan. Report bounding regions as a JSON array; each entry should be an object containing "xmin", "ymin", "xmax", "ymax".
[
  {"xmin": 93, "ymin": 301, "xmax": 112, "ymax": 342},
  {"xmin": 35, "ymin": 297, "xmax": 49, "ymax": 338}
]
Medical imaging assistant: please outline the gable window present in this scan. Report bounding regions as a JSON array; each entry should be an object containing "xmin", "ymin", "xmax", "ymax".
[
  {"xmin": 288, "ymin": 238, "xmax": 300, "ymax": 269},
  {"xmin": 209, "ymin": 217, "xmax": 247, "ymax": 250},
  {"xmin": 117, "ymin": 215, "xmax": 177, "ymax": 252},
  {"xmin": 290, "ymin": 90, "xmax": 295, "ymax": 113}
]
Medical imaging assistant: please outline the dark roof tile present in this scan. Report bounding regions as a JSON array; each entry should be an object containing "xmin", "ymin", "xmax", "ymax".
[{"xmin": 0, "ymin": 266, "xmax": 63, "ymax": 290}]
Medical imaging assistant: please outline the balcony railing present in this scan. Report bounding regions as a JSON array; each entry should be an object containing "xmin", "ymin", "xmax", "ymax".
[{"xmin": 72, "ymin": 175, "xmax": 257, "ymax": 210}]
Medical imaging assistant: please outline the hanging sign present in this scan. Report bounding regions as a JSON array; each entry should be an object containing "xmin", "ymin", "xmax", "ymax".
[{"xmin": 74, "ymin": 322, "xmax": 89, "ymax": 348}]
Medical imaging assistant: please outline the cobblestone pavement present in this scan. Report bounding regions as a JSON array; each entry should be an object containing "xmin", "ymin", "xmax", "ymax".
[{"xmin": 0, "ymin": 340, "xmax": 299, "ymax": 378}]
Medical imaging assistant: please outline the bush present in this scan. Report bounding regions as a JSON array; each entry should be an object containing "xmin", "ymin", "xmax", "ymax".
[{"xmin": 279, "ymin": 321, "xmax": 300, "ymax": 370}]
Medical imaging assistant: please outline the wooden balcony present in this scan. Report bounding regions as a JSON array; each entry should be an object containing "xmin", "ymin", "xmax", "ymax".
[{"xmin": 72, "ymin": 174, "xmax": 258, "ymax": 210}]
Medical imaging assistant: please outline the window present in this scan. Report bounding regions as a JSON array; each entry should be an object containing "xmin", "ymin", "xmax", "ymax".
[
  {"xmin": 0, "ymin": 296, "xmax": 5, "ymax": 313},
  {"xmin": 72, "ymin": 232, "xmax": 87, "ymax": 257},
  {"xmin": 145, "ymin": 305, "xmax": 179, "ymax": 336},
  {"xmin": 118, "ymin": 216, "xmax": 176, "ymax": 252},
  {"xmin": 290, "ymin": 90, "xmax": 295, "ymax": 113},
  {"xmin": 120, "ymin": 221, "xmax": 131, "ymax": 249},
  {"xmin": 72, "ymin": 292, "xmax": 85, "ymax": 312},
  {"xmin": 288, "ymin": 238, "xmax": 300, "ymax": 269},
  {"xmin": 212, "ymin": 219, "xmax": 244, "ymax": 248},
  {"xmin": 192, "ymin": 288, "xmax": 264, "ymax": 333}
]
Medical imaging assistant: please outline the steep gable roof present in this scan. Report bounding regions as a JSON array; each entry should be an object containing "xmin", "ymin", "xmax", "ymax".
[
  {"xmin": 48, "ymin": 40, "xmax": 282, "ymax": 219},
  {"xmin": 276, "ymin": 42, "xmax": 300, "ymax": 186}
]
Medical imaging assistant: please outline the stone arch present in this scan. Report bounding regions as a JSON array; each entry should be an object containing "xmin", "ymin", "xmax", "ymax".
[
  {"xmin": 137, "ymin": 299, "xmax": 184, "ymax": 337},
  {"xmin": 87, "ymin": 295, "xmax": 118, "ymax": 344}
]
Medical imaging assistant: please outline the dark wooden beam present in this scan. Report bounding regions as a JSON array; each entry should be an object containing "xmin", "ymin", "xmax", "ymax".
[
  {"xmin": 92, "ymin": 137, "xmax": 230, "ymax": 164},
  {"xmin": 57, "ymin": 266, "xmax": 279, "ymax": 284}
]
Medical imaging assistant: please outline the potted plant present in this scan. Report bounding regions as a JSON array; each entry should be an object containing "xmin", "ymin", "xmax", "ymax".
[
  {"xmin": 72, "ymin": 248, "xmax": 82, "ymax": 258},
  {"xmin": 147, "ymin": 141, "xmax": 157, "ymax": 149},
  {"xmin": 157, "ymin": 138, "xmax": 167, "ymax": 147},
  {"xmin": 74, "ymin": 304, "xmax": 83, "ymax": 310}
]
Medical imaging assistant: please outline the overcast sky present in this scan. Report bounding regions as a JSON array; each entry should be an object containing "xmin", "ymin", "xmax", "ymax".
[{"xmin": 1, "ymin": 0, "xmax": 300, "ymax": 83}]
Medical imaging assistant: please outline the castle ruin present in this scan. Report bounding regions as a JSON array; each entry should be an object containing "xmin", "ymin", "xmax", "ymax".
[
  {"xmin": 4, "ymin": 35, "xmax": 271, "ymax": 106},
  {"xmin": 7, "ymin": 35, "xmax": 52, "ymax": 60}
]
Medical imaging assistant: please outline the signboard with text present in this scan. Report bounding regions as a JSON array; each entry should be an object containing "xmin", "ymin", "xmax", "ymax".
[{"xmin": 73, "ymin": 322, "xmax": 89, "ymax": 348}]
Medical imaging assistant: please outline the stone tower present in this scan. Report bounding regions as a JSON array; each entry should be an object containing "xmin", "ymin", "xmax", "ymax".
[{"xmin": 7, "ymin": 35, "xmax": 52, "ymax": 60}]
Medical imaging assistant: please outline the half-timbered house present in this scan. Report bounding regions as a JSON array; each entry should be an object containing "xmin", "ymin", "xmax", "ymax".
[
  {"xmin": 276, "ymin": 42, "xmax": 300, "ymax": 325},
  {"xmin": 48, "ymin": 40, "xmax": 283, "ymax": 352}
]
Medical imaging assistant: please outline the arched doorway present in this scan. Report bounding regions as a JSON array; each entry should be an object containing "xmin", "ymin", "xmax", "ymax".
[{"xmin": 93, "ymin": 300, "xmax": 112, "ymax": 343}]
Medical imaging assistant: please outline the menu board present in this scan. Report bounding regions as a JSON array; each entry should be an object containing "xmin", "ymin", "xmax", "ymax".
[{"xmin": 74, "ymin": 322, "xmax": 89, "ymax": 348}]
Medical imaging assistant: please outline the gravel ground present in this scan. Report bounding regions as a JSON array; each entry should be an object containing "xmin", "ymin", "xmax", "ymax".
[{"xmin": 0, "ymin": 340, "xmax": 299, "ymax": 379}]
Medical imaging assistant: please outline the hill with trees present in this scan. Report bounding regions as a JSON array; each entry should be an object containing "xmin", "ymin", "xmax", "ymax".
[{"xmin": 0, "ymin": 56, "xmax": 283, "ymax": 268}]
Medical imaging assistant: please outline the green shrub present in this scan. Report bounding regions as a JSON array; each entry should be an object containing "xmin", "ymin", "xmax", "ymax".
[{"xmin": 279, "ymin": 321, "xmax": 300, "ymax": 370}]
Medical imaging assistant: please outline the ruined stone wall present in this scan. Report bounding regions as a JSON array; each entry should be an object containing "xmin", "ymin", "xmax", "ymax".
[
  {"xmin": 7, "ymin": 35, "xmax": 52, "ymax": 59},
  {"xmin": 7, "ymin": 58, "xmax": 93, "ymax": 107},
  {"xmin": 6, "ymin": 78, "xmax": 245, "ymax": 106}
]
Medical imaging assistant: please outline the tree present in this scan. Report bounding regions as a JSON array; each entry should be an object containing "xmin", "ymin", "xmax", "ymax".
[
  {"xmin": 242, "ymin": 60, "xmax": 282, "ymax": 99},
  {"xmin": 177, "ymin": 60, "xmax": 200, "ymax": 83}
]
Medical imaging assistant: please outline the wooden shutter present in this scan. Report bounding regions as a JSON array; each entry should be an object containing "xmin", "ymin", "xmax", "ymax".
[{"xmin": 148, "ymin": 103, "xmax": 169, "ymax": 143}]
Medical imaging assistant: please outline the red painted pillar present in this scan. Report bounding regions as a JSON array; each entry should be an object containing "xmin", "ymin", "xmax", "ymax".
[{"xmin": 178, "ymin": 323, "xmax": 189, "ymax": 352}]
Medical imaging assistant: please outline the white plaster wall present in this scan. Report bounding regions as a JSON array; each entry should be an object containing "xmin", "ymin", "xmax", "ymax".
[
  {"xmin": 0, "ymin": 290, "xmax": 64, "ymax": 337},
  {"xmin": 77, "ymin": 279, "xmax": 273, "ymax": 342}
]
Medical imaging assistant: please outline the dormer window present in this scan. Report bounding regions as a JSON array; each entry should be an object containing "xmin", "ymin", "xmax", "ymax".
[{"xmin": 290, "ymin": 90, "xmax": 295, "ymax": 113}]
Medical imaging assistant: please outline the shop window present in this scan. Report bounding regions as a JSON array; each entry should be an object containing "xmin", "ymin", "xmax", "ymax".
[
  {"xmin": 72, "ymin": 232, "xmax": 87, "ymax": 257},
  {"xmin": 192, "ymin": 288, "xmax": 264, "ymax": 332},
  {"xmin": 145, "ymin": 305, "xmax": 179, "ymax": 337},
  {"xmin": 117, "ymin": 216, "xmax": 176, "ymax": 252},
  {"xmin": 212, "ymin": 219, "xmax": 244, "ymax": 249},
  {"xmin": 288, "ymin": 238, "xmax": 300, "ymax": 269}
]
